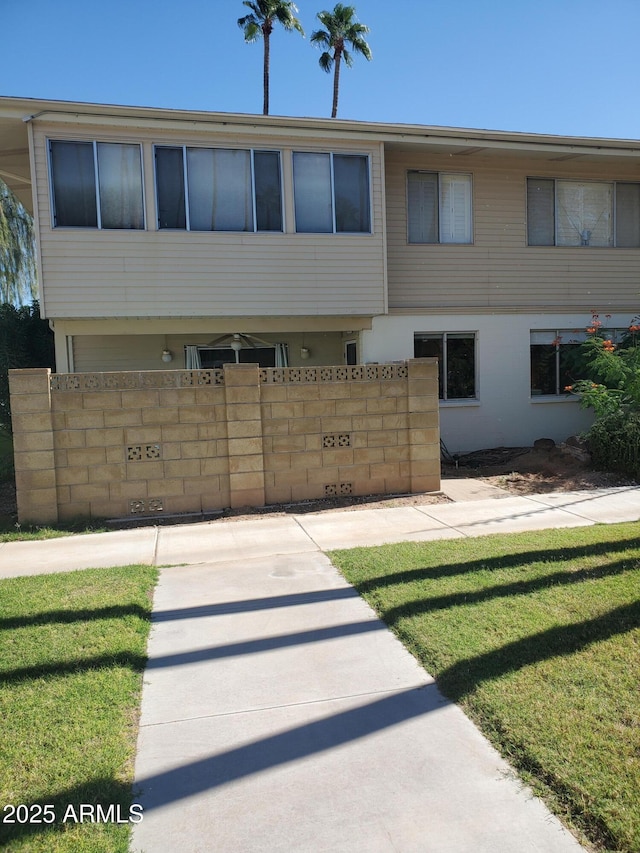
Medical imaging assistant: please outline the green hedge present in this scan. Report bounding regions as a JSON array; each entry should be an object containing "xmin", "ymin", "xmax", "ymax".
[
  {"xmin": 0, "ymin": 302, "xmax": 55, "ymax": 433},
  {"xmin": 588, "ymin": 410, "xmax": 640, "ymax": 478}
]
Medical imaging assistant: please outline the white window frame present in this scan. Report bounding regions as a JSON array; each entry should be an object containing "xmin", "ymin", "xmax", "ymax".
[
  {"xmin": 154, "ymin": 145, "xmax": 285, "ymax": 232},
  {"xmin": 530, "ymin": 327, "xmax": 630, "ymax": 397},
  {"xmin": 414, "ymin": 331, "xmax": 478, "ymax": 400},
  {"xmin": 407, "ymin": 171, "xmax": 473, "ymax": 244},
  {"xmin": 48, "ymin": 138, "xmax": 146, "ymax": 230},
  {"xmin": 292, "ymin": 151, "xmax": 372, "ymax": 234},
  {"xmin": 344, "ymin": 339, "xmax": 358, "ymax": 365}
]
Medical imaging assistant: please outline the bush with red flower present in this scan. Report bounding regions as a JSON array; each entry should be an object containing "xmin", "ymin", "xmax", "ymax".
[{"xmin": 565, "ymin": 314, "xmax": 640, "ymax": 476}]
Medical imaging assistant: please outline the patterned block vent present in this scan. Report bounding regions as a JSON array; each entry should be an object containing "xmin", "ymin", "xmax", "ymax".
[
  {"xmin": 259, "ymin": 364, "xmax": 408, "ymax": 384},
  {"xmin": 127, "ymin": 444, "xmax": 162, "ymax": 461},
  {"xmin": 324, "ymin": 483, "xmax": 353, "ymax": 497},
  {"xmin": 50, "ymin": 369, "xmax": 224, "ymax": 392},
  {"xmin": 49, "ymin": 364, "xmax": 409, "ymax": 391},
  {"xmin": 129, "ymin": 498, "xmax": 164, "ymax": 514},
  {"xmin": 322, "ymin": 434, "xmax": 352, "ymax": 448}
]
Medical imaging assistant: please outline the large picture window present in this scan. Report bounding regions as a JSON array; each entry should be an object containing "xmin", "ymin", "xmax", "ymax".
[
  {"xmin": 527, "ymin": 178, "xmax": 640, "ymax": 247},
  {"xmin": 407, "ymin": 171, "xmax": 472, "ymax": 244},
  {"xmin": 49, "ymin": 140, "xmax": 144, "ymax": 229},
  {"xmin": 414, "ymin": 332, "xmax": 476, "ymax": 399},
  {"xmin": 293, "ymin": 152, "xmax": 371, "ymax": 233},
  {"xmin": 155, "ymin": 146, "xmax": 283, "ymax": 232}
]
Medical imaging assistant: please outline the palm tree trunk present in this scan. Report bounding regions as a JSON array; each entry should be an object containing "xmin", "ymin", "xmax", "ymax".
[
  {"xmin": 331, "ymin": 51, "xmax": 342, "ymax": 118},
  {"xmin": 263, "ymin": 31, "xmax": 270, "ymax": 115}
]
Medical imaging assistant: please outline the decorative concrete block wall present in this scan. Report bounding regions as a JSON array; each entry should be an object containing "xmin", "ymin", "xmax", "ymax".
[{"xmin": 9, "ymin": 360, "xmax": 439, "ymax": 524}]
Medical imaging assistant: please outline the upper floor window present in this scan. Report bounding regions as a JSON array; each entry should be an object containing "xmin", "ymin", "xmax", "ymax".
[
  {"xmin": 293, "ymin": 152, "xmax": 371, "ymax": 233},
  {"xmin": 49, "ymin": 140, "xmax": 144, "ymax": 229},
  {"xmin": 414, "ymin": 332, "xmax": 476, "ymax": 399},
  {"xmin": 527, "ymin": 178, "xmax": 640, "ymax": 247},
  {"xmin": 407, "ymin": 171, "xmax": 472, "ymax": 244},
  {"xmin": 155, "ymin": 146, "xmax": 283, "ymax": 232}
]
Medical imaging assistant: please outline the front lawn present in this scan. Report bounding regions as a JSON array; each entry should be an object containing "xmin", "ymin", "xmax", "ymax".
[
  {"xmin": 331, "ymin": 523, "xmax": 640, "ymax": 853},
  {"xmin": 0, "ymin": 565, "xmax": 158, "ymax": 852}
]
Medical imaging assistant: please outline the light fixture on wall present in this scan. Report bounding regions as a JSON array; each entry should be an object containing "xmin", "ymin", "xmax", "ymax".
[
  {"xmin": 230, "ymin": 334, "xmax": 243, "ymax": 363},
  {"xmin": 161, "ymin": 349, "xmax": 173, "ymax": 363},
  {"xmin": 300, "ymin": 346, "xmax": 310, "ymax": 360}
]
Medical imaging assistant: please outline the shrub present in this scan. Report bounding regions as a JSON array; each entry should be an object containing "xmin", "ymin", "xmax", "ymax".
[
  {"xmin": 567, "ymin": 314, "xmax": 640, "ymax": 477},
  {"xmin": 587, "ymin": 410, "xmax": 640, "ymax": 478},
  {"xmin": 0, "ymin": 302, "xmax": 55, "ymax": 433}
]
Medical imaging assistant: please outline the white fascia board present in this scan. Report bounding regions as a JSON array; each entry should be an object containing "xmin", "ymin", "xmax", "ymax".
[{"xmin": 6, "ymin": 95, "xmax": 639, "ymax": 158}]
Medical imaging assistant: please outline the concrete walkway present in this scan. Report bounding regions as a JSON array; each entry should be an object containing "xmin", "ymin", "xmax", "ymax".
[{"xmin": 2, "ymin": 483, "xmax": 639, "ymax": 851}]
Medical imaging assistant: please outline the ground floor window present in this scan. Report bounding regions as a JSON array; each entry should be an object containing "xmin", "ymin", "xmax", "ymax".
[
  {"xmin": 186, "ymin": 345, "xmax": 277, "ymax": 369},
  {"xmin": 414, "ymin": 332, "xmax": 476, "ymax": 399},
  {"xmin": 201, "ymin": 347, "xmax": 276, "ymax": 368},
  {"xmin": 530, "ymin": 327, "xmax": 631, "ymax": 396},
  {"xmin": 530, "ymin": 330, "xmax": 588, "ymax": 396}
]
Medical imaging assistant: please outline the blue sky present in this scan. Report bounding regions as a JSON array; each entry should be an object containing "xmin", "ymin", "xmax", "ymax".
[{"xmin": 3, "ymin": 0, "xmax": 640, "ymax": 139}]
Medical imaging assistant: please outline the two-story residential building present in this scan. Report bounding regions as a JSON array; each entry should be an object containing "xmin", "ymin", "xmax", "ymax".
[{"xmin": 2, "ymin": 96, "xmax": 639, "ymax": 452}]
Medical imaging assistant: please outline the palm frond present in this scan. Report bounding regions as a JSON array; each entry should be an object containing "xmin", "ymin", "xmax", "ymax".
[
  {"xmin": 310, "ymin": 29, "xmax": 331, "ymax": 47},
  {"xmin": 238, "ymin": 16, "xmax": 262, "ymax": 40},
  {"xmin": 350, "ymin": 35, "xmax": 371, "ymax": 59},
  {"xmin": 241, "ymin": 1, "xmax": 262, "ymax": 15},
  {"xmin": 274, "ymin": 2, "xmax": 304, "ymax": 33},
  {"xmin": 318, "ymin": 51, "xmax": 333, "ymax": 72}
]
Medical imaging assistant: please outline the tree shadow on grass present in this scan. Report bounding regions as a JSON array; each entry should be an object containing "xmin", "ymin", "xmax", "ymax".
[
  {"xmin": 351, "ymin": 536, "xmax": 640, "ymax": 593},
  {"xmin": 379, "ymin": 557, "xmax": 638, "ymax": 625},
  {"xmin": 0, "ymin": 651, "xmax": 148, "ymax": 685},
  {"xmin": 436, "ymin": 599, "xmax": 640, "ymax": 702},
  {"xmin": 0, "ymin": 604, "xmax": 149, "ymax": 632}
]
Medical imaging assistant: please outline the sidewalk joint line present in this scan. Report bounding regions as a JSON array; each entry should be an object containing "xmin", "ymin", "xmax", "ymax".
[
  {"xmin": 151, "ymin": 525, "xmax": 160, "ymax": 566},
  {"xmin": 291, "ymin": 515, "xmax": 323, "ymax": 551},
  {"xmin": 140, "ymin": 683, "xmax": 432, "ymax": 729}
]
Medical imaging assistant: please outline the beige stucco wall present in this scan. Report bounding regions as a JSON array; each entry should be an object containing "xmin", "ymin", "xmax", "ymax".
[{"xmin": 10, "ymin": 361, "xmax": 439, "ymax": 524}]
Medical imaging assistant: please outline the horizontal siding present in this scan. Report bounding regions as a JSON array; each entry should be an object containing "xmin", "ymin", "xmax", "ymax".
[
  {"xmin": 386, "ymin": 149, "xmax": 640, "ymax": 310},
  {"xmin": 33, "ymin": 123, "xmax": 385, "ymax": 318}
]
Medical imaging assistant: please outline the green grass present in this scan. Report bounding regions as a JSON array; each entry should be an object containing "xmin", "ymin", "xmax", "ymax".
[
  {"xmin": 0, "ymin": 565, "xmax": 158, "ymax": 852},
  {"xmin": 0, "ymin": 520, "xmax": 109, "ymax": 542},
  {"xmin": 331, "ymin": 523, "xmax": 640, "ymax": 853}
]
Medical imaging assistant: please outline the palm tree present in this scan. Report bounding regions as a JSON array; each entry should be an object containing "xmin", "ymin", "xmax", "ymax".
[
  {"xmin": 310, "ymin": 4, "xmax": 371, "ymax": 118},
  {"xmin": 238, "ymin": 1, "xmax": 304, "ymax": 116}
]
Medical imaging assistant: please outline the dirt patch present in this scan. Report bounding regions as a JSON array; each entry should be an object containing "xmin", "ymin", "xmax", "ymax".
[{"xmin": 444, "ymin": 445, "xmax": 638, "ymax": 495}]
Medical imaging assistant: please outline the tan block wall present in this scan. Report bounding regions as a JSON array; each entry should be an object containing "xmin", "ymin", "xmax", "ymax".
[{"xmin": 9, "ymin": 361, "xmax": 439, "ymax": 524}]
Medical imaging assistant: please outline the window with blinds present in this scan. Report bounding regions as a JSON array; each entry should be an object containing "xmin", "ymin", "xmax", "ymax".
[
  {"xmin": 527, "ymin": 178, "xmax": 640, "ymax": 247},
  {"xmin": 407, "ymin": 171, "xmax": 472, "ymax": 244}
]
